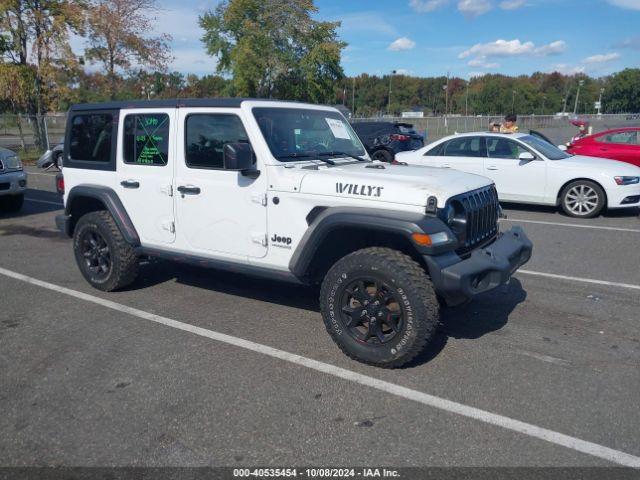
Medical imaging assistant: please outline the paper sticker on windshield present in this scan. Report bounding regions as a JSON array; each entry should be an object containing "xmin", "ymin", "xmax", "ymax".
[{"xmin": 325, "ymin": 118, "xmax": 351, "ymax": 139}]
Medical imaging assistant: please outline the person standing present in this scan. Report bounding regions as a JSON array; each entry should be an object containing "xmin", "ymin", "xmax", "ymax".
[{"xmin": 500, "ymin": 114, "xmax": 519, "ymax": 133}]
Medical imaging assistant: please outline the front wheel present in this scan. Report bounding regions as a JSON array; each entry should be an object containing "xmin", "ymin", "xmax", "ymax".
[
  {"xmin": 560, "ymin": 180, "xmax": 605, "ymax": 218},
  {"xmin": 371, "ymin": 149, "xmax": 394, "ymax": 163},
  {"xmin": 320, "ymin": 247, "xmax": 440, "ymax": 368}
]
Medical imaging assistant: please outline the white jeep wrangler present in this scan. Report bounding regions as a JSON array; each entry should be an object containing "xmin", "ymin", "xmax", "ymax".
[{"xmin": 56, "ymin": 99, "xmax": 532, "ymax": 368}]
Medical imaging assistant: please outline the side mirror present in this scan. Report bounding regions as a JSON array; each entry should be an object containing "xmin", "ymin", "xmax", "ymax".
[
  {"xmin": 518, "ymin": 151, "xmax": 536, "ymax": 161},
  {"xmin": 223, "ymin": 143, "xmax": 258, "ymax": 177},
  {"xmin": 557, "ymin": 144, "xmax": 568, "ymax": 151}
]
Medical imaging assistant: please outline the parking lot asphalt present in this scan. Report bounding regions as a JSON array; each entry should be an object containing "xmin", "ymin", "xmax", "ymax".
[{"xmin": 1, "ymin": 167, "xmax": 639, "ymax": 467}]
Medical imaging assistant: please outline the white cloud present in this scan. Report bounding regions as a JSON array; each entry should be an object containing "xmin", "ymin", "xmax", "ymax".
[
  {"xmin": 582, "ymin": 52, "xmax": 621, "ymax": 64},
  {"xmin": 395, "ymin": 68, "xmax": 413, "ymax": 75},
  {"xmin": 388, "ymin": 37, "xmax": 417, "ymax": 51},
  {"xmin": 468, "ymin": 71, "xmax": 489, "ymax": 78},
  {"xmin": 499, "ymin": 0, "xmax": 526, "ymax": 9},
  {"xmin": 467, "ymin": 58, "xmax": 500, "ymax": 68},
  {"xmin": 533, "ymin": 40, "xmax": 567, "ymax": 56},
  {"xmin": 459, "ymin": 38, "xmax": 566, "ymax": 59},
  {"xmin": 409, "ymin": 0, "xmax": 449, "ymax": 12},
  {"xmin": 549, "ymin": 64, "xmax": 585, "ymax": 75},
  {"xmin": 459, "ymin": 39, "xmax": 534, "ymax": 58},
  {"xmin": 606, "ymin": 0, "xmax": 640, "ymax": 10},
  {"xmin": 458, "ymin": 0, "xmax": 493, "ymax": 17}
]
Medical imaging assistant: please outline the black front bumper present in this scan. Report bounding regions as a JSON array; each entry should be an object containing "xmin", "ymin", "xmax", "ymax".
[{"xmin": 424, "ymin": 227, "xmax": 533, "ymax": 306}]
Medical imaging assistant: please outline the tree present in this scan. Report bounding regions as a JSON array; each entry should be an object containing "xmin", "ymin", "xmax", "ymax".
[
  {"xmin": 0, "ymin": 63, "xmax": 37, "ymax": 148},
  {"xmin": 0, "ymin": 0, "xmax": 85, "ymax": 148},
  {"xmin": 602, "ymin": 69, "xmax": 640, "ymax": 114},
  {"xmin": 85, "ymin": 0, "xmax": 172, "ymax": 99},
  {"xmin": 199, "ymin": 0, "xmax": 345, "ymax": 102}
]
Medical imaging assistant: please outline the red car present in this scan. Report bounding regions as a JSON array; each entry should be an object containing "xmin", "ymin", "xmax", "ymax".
[{"xmin": 567, "ymin": 127, "xmax": 640, "ymax": 167}]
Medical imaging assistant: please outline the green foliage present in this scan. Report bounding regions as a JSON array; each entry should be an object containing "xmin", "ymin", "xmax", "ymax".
[
  {"xmin": 199, "ymin": 0, "xmax": 345, "ymax": 102},
  {"xmin": 602, "ymin": 69, "xmax": 640, "ymax": 114}
]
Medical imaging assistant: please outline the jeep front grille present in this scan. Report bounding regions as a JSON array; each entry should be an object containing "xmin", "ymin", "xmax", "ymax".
[{"xmin": 448, "ymin": 185, "xmax": 500, "ymax": 253}]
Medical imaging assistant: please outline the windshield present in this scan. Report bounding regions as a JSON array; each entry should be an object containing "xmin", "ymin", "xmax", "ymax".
[
  {"xmin": 519, "ymin": 134, "xmax": 570, "ymax": 160},
  {"xmin": 253, "ymin": 107, "xmax": 366, "ymax": 161}
]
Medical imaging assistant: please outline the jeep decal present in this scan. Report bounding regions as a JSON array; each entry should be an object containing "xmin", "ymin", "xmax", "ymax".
[
  {"xmin": 271, "ymin": 234, "xmax": 293, "ymax": 249},
  {"xmin": 336, "ymin": 182, "xmax": 384, "ymax": 198}
]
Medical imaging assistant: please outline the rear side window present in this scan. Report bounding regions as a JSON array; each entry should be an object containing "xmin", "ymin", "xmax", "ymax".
[
  {"xmin": 185, "ymin": 114, "xmax": 249, "ymax": 169},
  {"xmin": 69, "ymin": 114, "xmax": 114, "ymax": 163},
  {"xmin": 123, "ymin": 113, "xmax": 170, "ymax": 166},
  {"xmin": 597, "ymin": 131, "xmax": 638, "ymax": 145},
  {"xmin": 442, "ymin": 137, "xmax": 486, "ymax": 157},
  {"xmin": 425, "ymin": 143, "xmax": 445, "ymax": 156}
]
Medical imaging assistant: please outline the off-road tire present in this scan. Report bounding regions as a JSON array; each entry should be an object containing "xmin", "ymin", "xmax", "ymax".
[
  {"xmin": 560, "ymin": 180, "xmax": 606, "ymax": 218},
  {"xmin": 73, "ymin": 210, "xmax": 139, "ymax": 291},
  {"xmin": 371, "ymin": 149, "xmax": 394, "ymax": 163},
  {"xmin": 320, "ymin": 247, "xmax": 440, "ymax": 368},
  {"xmin": 0, "ymin": 193, "xmax": 24, "ymax": 213}
]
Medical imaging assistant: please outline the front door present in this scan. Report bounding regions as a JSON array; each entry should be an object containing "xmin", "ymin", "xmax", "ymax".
[
  {"xmin": 117, "ymin": 109, "xmax": 176, "ymax": 246},
  {"xmin": 174, "ymin": 109, "xmax": 268, "ymax": 259},
  {"xmin": 485, "ymin": 137, "xmax": 547, "ymax": 202}
]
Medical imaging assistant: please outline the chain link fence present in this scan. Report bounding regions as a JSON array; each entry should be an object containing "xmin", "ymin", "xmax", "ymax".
[{"xmin": 1, "ymin": 112, "xmax": 638, "ymax": 153}]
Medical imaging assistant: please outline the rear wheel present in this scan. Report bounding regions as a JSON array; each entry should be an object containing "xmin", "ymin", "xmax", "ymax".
[
  {"xmin": 371, "ymin": 149, "xmax": 393, "ymax": 163},
  {"xmin": 560, "ymin": 180, "xmax": 605, "ymax": 218},
  {"xmin": 73, "ymin": 211, "xmax": 139, "ymax": 291},
  {"xmin": 0, "ymin": 194, "xmax": 24, "ymax": 213},
  {"xmin": 320, "ymin": 247, "xmax": 439, "ymax": 368}
]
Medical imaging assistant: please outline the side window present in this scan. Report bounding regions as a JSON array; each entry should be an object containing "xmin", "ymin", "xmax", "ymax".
[
  {"xmin": 185, "ymin": 114, "xmax": 249, "ymax": 169},
  {"xmin": 487, "ymin": 138, "xmax": 528, "ymax": 159},
  {"xmin": 123, "ymin": 113, "xmax": 170, "ymax": 166},
  {"xmin": 69, "ymin": 114, "xmax": 114, "ymax": 163},
  {"xmin": 442, "ymin": 137, "xmax": 486, "ymax": 158},
  {"xmin": 597, "ymin": 131, "xmax": 638, "ymax": 145}
]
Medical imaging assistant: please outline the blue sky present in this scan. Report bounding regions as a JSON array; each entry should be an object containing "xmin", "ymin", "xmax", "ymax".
[{"xmin": 142, "ymin": 0, "xmax": 640, "ymax": 78}]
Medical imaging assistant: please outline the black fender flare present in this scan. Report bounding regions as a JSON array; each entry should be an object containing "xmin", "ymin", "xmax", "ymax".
[
  {"xmin": 64, "ymin": 184, "xmax": 140, "ymax": 246},
  {"xmin": 289, "ymin": 206, "xmax": 455, "ymax": 278}
]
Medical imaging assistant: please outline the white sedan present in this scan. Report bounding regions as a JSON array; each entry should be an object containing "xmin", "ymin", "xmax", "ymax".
[{"xmin": 396, "ymin": 132, "xmax": 640, "ymax": 218}]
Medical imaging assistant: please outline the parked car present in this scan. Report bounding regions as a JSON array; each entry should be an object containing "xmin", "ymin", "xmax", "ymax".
[
  {"xmin": 396, "ymin": 132, "xmax": 640, "ymax": 218},
  {"xmin": 0, "ymin": 147, "xmax": 27, "ymax": 213},
  {"xmin": 351, "ymin": 121, "xmax": 424, "ymax": 162},
  {"xmin": 567, "ymin": 127, "xmax": 639, "ymax": 167},
  {"xmin": 36, "ymin": 138, "xmax": 64, "ymax": 170},
  {"xmin": 55, "ymin": 98, "xmax": 532, "ymax": 368}
]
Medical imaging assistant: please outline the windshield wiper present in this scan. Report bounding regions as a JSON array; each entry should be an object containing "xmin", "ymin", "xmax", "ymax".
[
  {"xmin": 276, "ymin": 153, "xmax": 335, "ymax": 165},
  {"xmin": 317, "ymin": 151, "xmax": 369, "ymax": 162}
]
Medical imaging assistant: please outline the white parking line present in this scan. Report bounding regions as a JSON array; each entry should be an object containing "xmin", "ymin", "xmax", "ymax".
[
  {"xmin": 24, "ymin": 198, "xmax": 63, "ymax": 207},
  {"xmin": 0, "ymin": 266, "xmax": 639, "ymax": 468},
  {"xmin": 518, "ymin": 270, "xmax": 640, "ymax": 291},
  {"xmin": 501, "ymin": 218, "xmax": 640, "ymax": 233}
]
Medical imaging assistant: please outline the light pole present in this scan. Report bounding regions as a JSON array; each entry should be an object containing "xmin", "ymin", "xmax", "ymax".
[
  {"xmin": 387, "ymin": 70, "xmax": 396, "ymax": 116},
  {"xmin": 352, "ymin": 77, "xmax": 356, "ymax": 118},
  {"xmin": 511, "ymin": 90, "xmax": 517, "ymax": 114},
  {"xmin": 573, "ymin": 79, "xmax": 584, "ymax": 115},
  {"xmin": 443, "ymin": 83, "xmax": 449, "ymax": 128},
  {"xmin": 597, "ymin": 87, "xmax": 604, "ymax": 115},
  {"xmin": 541, "ymin": 95, "xmax": 546, "ymax": 115}
]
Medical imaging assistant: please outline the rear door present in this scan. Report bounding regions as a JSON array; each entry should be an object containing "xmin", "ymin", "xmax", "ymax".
[
  {"xmin": 485, "ymin": 137, "xmax": 547, "ymax": 202},
  {"xmin": 425, "ymin": 136, "xmax": 486, "ymax": 175},
  {"xmin": 117, "ymin": 109, "xmax": 176, "ymax": 246},
  {"xmin": 594, "ymin": 130, "xmax": 640, "ymax": 166}
]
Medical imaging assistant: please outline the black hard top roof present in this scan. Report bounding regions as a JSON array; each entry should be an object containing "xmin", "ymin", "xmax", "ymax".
[{"xmin": 68, "ymin": 97, "xmax": 303, "ymax": 112}]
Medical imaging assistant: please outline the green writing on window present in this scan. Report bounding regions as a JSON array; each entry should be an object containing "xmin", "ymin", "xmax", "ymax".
[{"xmin": 124, "ymin": 113, "xmax": 170, "ymax": 166}]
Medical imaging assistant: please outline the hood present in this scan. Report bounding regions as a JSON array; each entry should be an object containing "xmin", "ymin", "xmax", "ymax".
[
  {"xmin": 554, "ymin": 155, "xmax": 640, "ymax": 175},
  {"xmin": 297, "ymin": 161, "xmax": 493, "ymax": 207}
]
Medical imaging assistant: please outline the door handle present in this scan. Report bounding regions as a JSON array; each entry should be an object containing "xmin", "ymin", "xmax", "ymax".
[
  {"xmin": 487, "ymin": 165, "xmax": 498, "ymax": 170},
  {"xmin": 177, "ymin": 185, "xmax": 201, "ymax": 195},
  {"xmin": 120, "ymin": 180, "xmax": 140, "ymax": 189}
]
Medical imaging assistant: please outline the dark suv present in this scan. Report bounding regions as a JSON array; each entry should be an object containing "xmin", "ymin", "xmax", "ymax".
[{"xmin": 351, "ymin": 121, "xmax": 424, "ymax": 162}]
